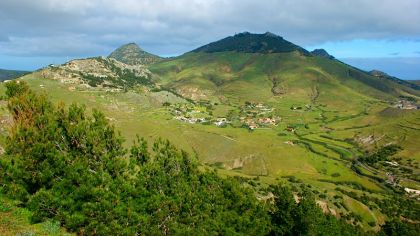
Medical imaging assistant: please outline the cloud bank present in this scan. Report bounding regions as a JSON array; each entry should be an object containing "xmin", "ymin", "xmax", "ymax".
[{"xmin": 1, "ymin": 0, "xmax": 419, "ymax": 57}]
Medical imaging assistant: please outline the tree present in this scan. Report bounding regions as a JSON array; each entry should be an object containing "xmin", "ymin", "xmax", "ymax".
[
  {"xmin": 380, "ymin": 219, "xmax": 420, "ymax": 236},
  {"xmin": 269, "ymin": 185, "xmax": 363, "ymax": 236},
  {"xmin": 0, "ymin": 81, "xmax": 271, "ymax": 235}
]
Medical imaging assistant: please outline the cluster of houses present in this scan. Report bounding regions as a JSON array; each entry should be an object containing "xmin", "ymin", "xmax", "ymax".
[
  {"xmin": 174, "ymin": 116, "xmax": 207, "ymax": 124},
  {"xmin": 239, "ymin": 103, "xmax": 280, "ymax": 130},
  {"xmin": 174, "ymin": 115, "xmax": 230, "ymax": 126},
  {"xmin": 168, "ymin": 102, "xmax": 280, "ymax": 130},
  {"xmin": 394, "ymin": 99, "xmax": 418, "ymax": 110},
  {"xmin": 240, "ymin": 117, "xmax": 279, "ymax": 130},
  {"xmin": 169, "ymin": 103, "xmax": 210, "ymax": 124}
]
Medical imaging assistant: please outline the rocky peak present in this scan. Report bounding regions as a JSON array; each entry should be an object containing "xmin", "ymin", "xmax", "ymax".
[
  {"xmin": 108, "ymin": 42, "xmax": 161, "ymax": 65},
  {"xmin": 311, "ymin": 49, "xmax": 335, "ymax": 59}
]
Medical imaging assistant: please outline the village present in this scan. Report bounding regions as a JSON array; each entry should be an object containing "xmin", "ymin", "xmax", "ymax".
[
  {"xmin": 167, "ymin": 102, "xmax": 280, "ymax": 130},
  {"xmin": 238, "ymin": 102, "xmax": 280, "ymax": 130}
]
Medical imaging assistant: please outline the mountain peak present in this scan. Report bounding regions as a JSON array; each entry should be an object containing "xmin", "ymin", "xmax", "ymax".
[
  {"xmin": 192, "ymin": 32, "xmax": 309, "ymax": 54},
  {"xmin": 125, "ymin": 42, "xmax": 142, "ymax": 48},
  {"xmin": 108, "ymin": 42, "xmax": 161, "ymax": 65},
  {"xmin": 311, "ymin": 49, "xmax": 335, "ymax": 59},
  {"xmin": 263, "ymin": 31, "xmax": 279, "ymax": 38}
]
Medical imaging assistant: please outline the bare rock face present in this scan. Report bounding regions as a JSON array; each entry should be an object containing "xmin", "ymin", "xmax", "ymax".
[
  {"xmin": 175, "ymin": 86, "xmax": 213, "ymax": 101},
  {"xmin": 108, "ymin": 43, "xmax": 161, "ymax": 65},
  {"xmin": 38, "ymin": 57, "xmax": 152, "ymax": 89}
]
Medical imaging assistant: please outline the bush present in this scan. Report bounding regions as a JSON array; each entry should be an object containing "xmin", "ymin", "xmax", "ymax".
[
  {"xmin": 360, "ymin": 145, "xmax": 401, "ymax": 165},
  {"xmin": 331, "ymin": 172, "xmax": 341, "ymax": 177}
]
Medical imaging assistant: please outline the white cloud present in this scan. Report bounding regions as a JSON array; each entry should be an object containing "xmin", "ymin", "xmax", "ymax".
[{"xmin": 0, "ymin": 0, "xmax": 419, "ymax": 56}]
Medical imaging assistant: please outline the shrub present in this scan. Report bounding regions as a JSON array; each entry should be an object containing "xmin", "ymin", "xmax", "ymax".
[{"xmin": 331, "ymin": 172, "xmax": 341, "ymax": 177}]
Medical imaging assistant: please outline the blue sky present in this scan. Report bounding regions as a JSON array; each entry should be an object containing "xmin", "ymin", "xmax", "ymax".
[
  {"xmin": 307, "ymin": 39, "xmax": 420, "ymax": 80},
  {"xmin": 1, "ymin": 0, "xmax": 419, "ymax": 80}
]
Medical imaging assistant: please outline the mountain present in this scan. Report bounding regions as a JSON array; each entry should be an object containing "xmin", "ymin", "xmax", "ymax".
[
  {"xmin": 311, "ymin": 49, "xmax": 334, "ymax": 59},
  {"xmin": 36, "ymin": 57, "xmax": 152, "ymax": 89},
  {"xmin": 108, "ymin": 42, "xmax": 161, "ymax": 65},
  {"xmin": 151, "ymin": 32, "xmax": 420, "ymax": 106},
  {"xmin": 0, "ymin": 68, "xmax": 29, "ymax": 81},
  {"xmin": 192, "ymin": 32, "xmax": 309, "ymax": 54}
]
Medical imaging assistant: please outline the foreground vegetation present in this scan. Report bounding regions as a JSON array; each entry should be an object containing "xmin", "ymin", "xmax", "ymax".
[{"xmin": 4, "ymin": 81, "xmax": 417, "ymax": 235}]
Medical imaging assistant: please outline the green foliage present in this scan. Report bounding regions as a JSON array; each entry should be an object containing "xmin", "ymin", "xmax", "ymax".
[
  {"xmin": 360, "ymin": 145, "xmax": 401, "ymax": 165},
  {"xmin": 269, "ymin": 185, "xmax": 364, "ymax": 236},
  {"xmin": 4, "ymin": 80, "xmax": 29, "ymax": 98},
  {"xmin": 379, "ymin": 218, "xmax": 420, "ymax": 236},
  {"xmin": 331, "ymin": 172, "xmax": 341, "ymax": 177}
]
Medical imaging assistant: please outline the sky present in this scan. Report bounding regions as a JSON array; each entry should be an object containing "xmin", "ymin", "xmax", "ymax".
[{"xmin": 0, "ymin": 0, "xmax": 419, "ymax": 80}]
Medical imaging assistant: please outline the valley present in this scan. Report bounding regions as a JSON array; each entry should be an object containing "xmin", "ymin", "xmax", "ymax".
[{"xmin": 0, "ymin": 32, "xmax": 419, "ymax": 234}]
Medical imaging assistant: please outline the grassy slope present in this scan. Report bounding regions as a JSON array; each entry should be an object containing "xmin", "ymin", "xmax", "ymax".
[{"xmin": 151, "ymin": 52, "xmax": 419, "ymax": 105}]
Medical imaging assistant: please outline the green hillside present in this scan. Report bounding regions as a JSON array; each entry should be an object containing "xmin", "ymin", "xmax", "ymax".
[
  {"xmin": 150, "ymin": 52, "xmax": 419, "ymax": 107},
  {"xmin": 155, "ymin": 33, "xmax": 419, "ymax": 104}
]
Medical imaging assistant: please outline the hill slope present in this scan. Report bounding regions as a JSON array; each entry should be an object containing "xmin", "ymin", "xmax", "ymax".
[
  {"xmin": 152, "ymin": 33, "xmax": 419, "ymax": 106},
  {"xmin": 36, "ymin": 57, "xmax": 152, "ymax": 90},
  {"xmin": 109, "ymin": 42, "xmax": 161, "ymax": 65},
  {"xmin": 369, "ymin": 69, "xmax": 420, "ymax": 91}
]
